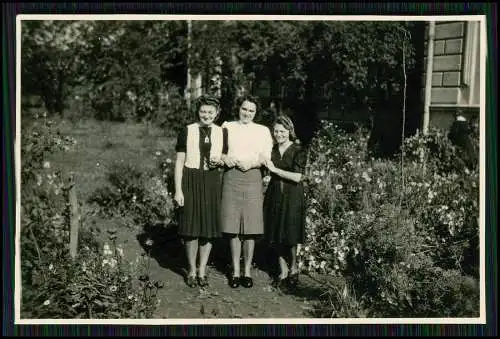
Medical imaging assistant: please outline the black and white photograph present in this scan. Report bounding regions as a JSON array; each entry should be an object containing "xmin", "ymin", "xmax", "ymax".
[{"xmin": 15, "ymin": 14, "xmax": 486, "ymax": 324}]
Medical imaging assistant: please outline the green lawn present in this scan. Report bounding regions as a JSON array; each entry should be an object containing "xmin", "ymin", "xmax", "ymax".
[{"xmin": 47, "ymin": 118, "xmax": 176, "ymax": 202}]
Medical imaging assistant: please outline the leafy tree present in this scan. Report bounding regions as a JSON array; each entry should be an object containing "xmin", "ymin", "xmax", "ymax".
[{"xmin": 21, "ymin": 20, "xmax": 93, "ymax": 115}]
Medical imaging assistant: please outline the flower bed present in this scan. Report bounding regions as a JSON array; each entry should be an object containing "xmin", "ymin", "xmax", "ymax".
[{"xmin": 300, "ymin": 121, "xmax": 480, "ymax": 317}]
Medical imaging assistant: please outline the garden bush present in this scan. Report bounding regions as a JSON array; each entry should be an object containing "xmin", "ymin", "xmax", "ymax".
[
  {"xmin": 301, "ymin": 120, "xmax": 480, "ymax": 317},
  {"xmin": 88, "ymin": 151, "xmax": 175, "ymax": 229},
  {"xmin": 21, "ymin": 114, "xmax": 161, "ymax": 318}
]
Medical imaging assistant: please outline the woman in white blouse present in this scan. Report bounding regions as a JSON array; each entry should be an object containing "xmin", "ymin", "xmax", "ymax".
[{"xmin": 220, "ymin": 95, "xmax": 274, "ymax": 288}]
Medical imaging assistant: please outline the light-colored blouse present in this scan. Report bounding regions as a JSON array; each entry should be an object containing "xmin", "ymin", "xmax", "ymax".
[{"xmin": 222, "ymin": 121, "xmax": 273, "ymax": 166}]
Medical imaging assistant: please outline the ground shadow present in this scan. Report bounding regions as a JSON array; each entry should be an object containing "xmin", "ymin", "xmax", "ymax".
[
  {"xmin": 136, "ymin": 209, "xmax": 237, "ymax": 279},
  {"xmin": 136, "ymin": 218, "xmax": 186, "ymax": 278},
  {"xmin": 253, "ymin": 239, "xmax": 280, "ymax": 280},
  {"xmin": 208, "ymin": 237, "xmax": 277, "ymax": 281}
]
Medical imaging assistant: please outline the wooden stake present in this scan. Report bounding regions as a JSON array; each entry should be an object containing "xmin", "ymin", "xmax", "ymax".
[{"xmin": 68, "ymin": 173, "xmax": 80, "ymax": 260}]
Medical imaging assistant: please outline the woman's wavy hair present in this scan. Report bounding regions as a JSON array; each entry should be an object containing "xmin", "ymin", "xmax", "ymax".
[
  {"xmin": 234, "ymin": 94, "xmax": 261, "ymax": 119},
  {"xmin": 273, "ymin": 115, "xmax": 297, "ymax": 141},
  {"xmin": 195, "ymin": 95, "xmax": 220, "ymax": 115}
]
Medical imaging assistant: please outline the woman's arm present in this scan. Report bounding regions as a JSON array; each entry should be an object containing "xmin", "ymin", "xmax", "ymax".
[
  {"xmin": 265, "ymin": 147, "xmax": 306, "ymax": 183},
  {"xmin": 174, "ymin": 152, "xmax": 186, "ymax": 206},
  {"xmin": 267, "ymin": 163, "xmax": 303, "ymax": 183}
]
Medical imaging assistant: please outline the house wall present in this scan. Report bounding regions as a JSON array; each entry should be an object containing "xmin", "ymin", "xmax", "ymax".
[{"xmin": 422, "ymin": 21, "xmax": 481, "ymax": 129}]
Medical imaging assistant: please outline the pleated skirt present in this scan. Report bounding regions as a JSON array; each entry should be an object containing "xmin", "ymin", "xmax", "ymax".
[
  {"xmin": 178, "ymin": 167, "xmax": 222, "ymax": 239},
  {"xmin": 220, "ymin": 168, "xmax": 265, "ymax": 235}
]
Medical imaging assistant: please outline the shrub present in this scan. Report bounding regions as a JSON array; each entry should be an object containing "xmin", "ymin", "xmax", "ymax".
[{"xmin": 88, "ymin": 153, "xmax": 175, "ymax": 229}]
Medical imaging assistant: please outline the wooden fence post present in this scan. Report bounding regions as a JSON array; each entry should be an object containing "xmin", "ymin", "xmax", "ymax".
[{"xmin": 68, "ymin": 172, "xmax": 80, "ymax": 260}]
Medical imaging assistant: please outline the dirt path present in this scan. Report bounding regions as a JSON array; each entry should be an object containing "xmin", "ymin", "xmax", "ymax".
[{"xmin": 110, "ymin": 221, "xmax": 331, "ymax": 319}]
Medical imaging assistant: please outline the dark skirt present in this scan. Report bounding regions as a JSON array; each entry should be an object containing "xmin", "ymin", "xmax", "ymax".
[
  {"xmin": 178, "ymin": 167, "xmax": 222, "ymax": 239},
  {"xmin": 263, "ymin": 178, "xmax": 306, "ymax": 246}
]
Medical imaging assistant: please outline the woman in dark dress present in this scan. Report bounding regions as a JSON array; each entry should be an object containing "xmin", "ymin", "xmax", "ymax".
[
  {"xmin": 174, "ymin": 95, "xmax": 224, "ymax": 288},
  {"xmin": 263, "ymin": 115, "xmax": 307, "ymax": 288}
]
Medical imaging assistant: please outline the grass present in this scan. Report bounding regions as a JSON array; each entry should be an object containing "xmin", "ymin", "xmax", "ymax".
[{"xmin": 46, "ymin": 118, "xmax": 175, "ymax": 202}]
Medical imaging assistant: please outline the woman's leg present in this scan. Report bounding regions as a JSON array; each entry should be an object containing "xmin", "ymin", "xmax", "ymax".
[
  {"xmin": 242, "ymin": 238, "xmax": 255, "ymax": 278},
  {"xmin": 229, "ymin": 235, "xmax": 242, "ymax": 277},
  {"xmin": 287, "ymin": 244, "xmax": 300, "ymax": 287},
  {"xmin": 278, "ymin": 245, "xmax": 289, "ymax": 279},
  {"xmin": 185, "ymin": 238, "xmax": 199, "ymax": 277},
  {"xmin": 289, "ymin": 245, "xmax": 298, "ymax": 275},
  {"xmin": 198, "ymin": 238, "xmax": 212, "ymax": 278}
]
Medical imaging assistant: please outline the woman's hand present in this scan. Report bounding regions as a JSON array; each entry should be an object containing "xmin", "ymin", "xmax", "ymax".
[
  {"xmin": 174, "ymin": 191, "xmax": 184, "ymax": 207},
  {"xmin": 209, "ymin": 155, "xmax": 224, "ymax": 167},
  {"xmin": 222, "ymin": 154, "xmax": 237, "ymax": 168},
  {"xmin": 258, "ymin": 153, "xmax": 269, "ymax": 166},
  {"xmin": 236, "ymin": 160, "xmax": 251, "ymax": 172},
  {"xmin": 264, "ymin": 159, "xmax": 276, "ymax": 173}
]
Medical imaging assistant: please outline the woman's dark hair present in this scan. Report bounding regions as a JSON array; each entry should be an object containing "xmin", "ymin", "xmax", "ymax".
[
  {"xmin": 195, "ymin": 95, "xmax": 220, "ymax": 113},
  {"xmin": 235, "ymin": 94, "xmax": 261, "ymax": 116}
]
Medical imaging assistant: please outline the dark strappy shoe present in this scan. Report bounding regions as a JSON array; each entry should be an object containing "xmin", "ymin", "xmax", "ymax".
[
  {"xmin": 272, "ymin": 276, "xmax": 288, "ymax": 289},
  {"xmin": 198, "ymin": 276, "xmax": 209, "ymax": 288},
  {"xmin": 228, "ymin": 276, "xmax": 240, "ymax": 288},
  {"xmin": 241, "ymin": 276, "xmax": 254, "ymax": 288},
  {"xmin": 287, "ymin": 272, "xmax": 299, "ymax": 287},
  {"xmin": 185, "ymin": 275, "xmax": 197, "ymax": 288}
]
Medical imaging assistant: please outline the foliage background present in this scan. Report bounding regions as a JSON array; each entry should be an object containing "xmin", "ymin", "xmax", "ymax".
[{"xmin": 22, "ymin": 20, "xmax": 425, "ymax": 149}]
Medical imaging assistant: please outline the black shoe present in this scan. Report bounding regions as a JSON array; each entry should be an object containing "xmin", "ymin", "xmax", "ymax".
[
  {"xmin": 272, "ymin": 276, "xmax": 287, "ymax": 289},
  {"xmin": 229, "ymin": 276, "xmax": 240, "ymax": 288},
  {"xmin": 198, "ymin": 276, "xmax": 209, "ymax": 288},
  {"xmin": 185, "ymin": 275, "xmax": 197, "ymax": 288},
  {"xmin": 241, "ymin": 276, "xmax": 253, "ymax": 288},
  {"xmin": 288, "ymin": 272, "xmax": 299, "ymax": 287}
]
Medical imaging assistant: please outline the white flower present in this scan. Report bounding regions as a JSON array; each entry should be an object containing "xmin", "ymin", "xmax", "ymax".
[
  {"xmin": 314, "ymin": 178, "xmax": 322, "ymax": 184},
  {"xmin": 310, "ymin": 208, "xmax": 317, "ymax": 215},
  {"xmin": 155, "ymin": 151, "xmax": 161, "ymax": 156},
  {"xmin": 165, "ymin": 158, "xmax": 172, "ymax": 164},
  {"xmin": 49, "ymin": 264, "xmax": 54, "ymax": 271},
  {"xmin": 116, "ymin": 247, "xmax": 124, "ymax": 257},
  {"xmin": 96, "ymin": 162, "xmax": 100, "ymax": 167},
  {"xmin": 103, "ymin": 242, "xmax": 111, "ymax": 252},
  {"xmin": 43, "ymin": 299, "xmax": 50, "ymax": 306},
  {"xmin": 335, "ymin": 184, "xmax": 343, "ymax": 190},
  {"xmin": 109, "ymin": 258, "xmax": 117, "ymax": 268},
  {"xmin": 43, "ymin": 161, "xmax": 51, "ymax": 169}
]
